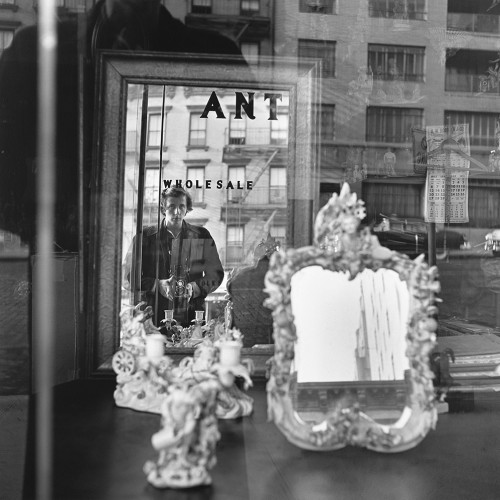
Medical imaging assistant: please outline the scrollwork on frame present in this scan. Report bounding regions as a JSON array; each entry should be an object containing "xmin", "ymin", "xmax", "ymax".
[{"xmin": 264, "ymin": 184, "xmax": 440, "ymax": 452}]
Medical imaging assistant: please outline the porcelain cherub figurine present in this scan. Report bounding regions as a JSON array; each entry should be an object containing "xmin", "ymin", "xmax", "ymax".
[
  {"xmin": 173, "ymin": 337, "xmax": 254, "ymax": 419},
  {"xmin": 112, "ymin": 303, "xmax": 173, "ymax": 413},
  {"xmin": 144, "ymin": 379, "xmax": 221, "ymax": 488},
  {"xmin": 314, "ymin": 183, "xmax": 393, "ymax": 264}
]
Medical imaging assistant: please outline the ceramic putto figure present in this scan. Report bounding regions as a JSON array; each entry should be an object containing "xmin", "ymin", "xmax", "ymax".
[
  {"xmin": 143, "ymin": 379, "xmax": 221, "ymax": 488},
  {"xmin": 112, "ymin": 303, "xmax": 173, "ymax": 413},
  {"xmin": 144, "ymin": 336, "xmax": 254, "ymax": 489},
  {"xmin": 174, "ymin": 336, "xmax": 254, "ymax": 419},
  {"xmin": 314, "ymin": 183, "xmax": 393, "ymax": 266}
]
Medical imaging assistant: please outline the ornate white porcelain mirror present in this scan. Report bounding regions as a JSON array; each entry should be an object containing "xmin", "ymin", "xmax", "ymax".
[{"xmin": 264, "ymin": 184, "xmax": 440, "ymax": 452}]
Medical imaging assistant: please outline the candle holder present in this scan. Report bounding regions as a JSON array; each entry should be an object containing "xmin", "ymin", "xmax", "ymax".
[
  {"xmin": 144, "ymin": 379, "xmax": 221, "ymax": 488},
  {"xmin": 112, "ymin": 304, "xmax": 173, "ymax": 413},
  {"xmin": 186, "ymin": 310, "xmax": 205, "ymax": 347},
  {"xmin": 174, "ymin": 336, "xmax": 254, "ymax": 420},
  {"xmin": 144, "ymin": 337, "xmax": 255, "ymax": 489}
]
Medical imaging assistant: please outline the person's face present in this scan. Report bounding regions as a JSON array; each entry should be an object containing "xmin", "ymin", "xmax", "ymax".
[{"xmin": 163, "ymin": 195, "xmax": 187, "ymax": 230}]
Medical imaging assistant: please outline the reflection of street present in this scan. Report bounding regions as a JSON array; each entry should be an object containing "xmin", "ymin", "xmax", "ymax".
[{"xmin": 438, "ymin": 252, "xmax": 500, "ymax": 329}]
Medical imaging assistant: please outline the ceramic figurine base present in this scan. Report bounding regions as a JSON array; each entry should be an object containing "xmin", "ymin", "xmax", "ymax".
[
  {"xmin": 144, "ymin": 463, "xmax": 212, "ymax": 488},
  {"xmin": 113, "ymin": 355, "xmax": 172, "ymax": 414}
]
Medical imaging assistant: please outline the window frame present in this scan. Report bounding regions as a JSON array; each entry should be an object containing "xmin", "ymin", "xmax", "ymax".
[
  {"xmin": 366, "ymin": 106, "xmax": 424, "ymax": 143},
  {"xmin": 188, "ymin": 112, "xmax": 208, "ymax": 148},
  {"xmin": 298, "ymin": 39, "xmax": 336, "ymax": 78}
]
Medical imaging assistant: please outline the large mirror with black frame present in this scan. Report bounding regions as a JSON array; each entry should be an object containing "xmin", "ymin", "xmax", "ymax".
[{"xmin": 87, "ymin": 52, "xmax": 319, "ymax": 376}]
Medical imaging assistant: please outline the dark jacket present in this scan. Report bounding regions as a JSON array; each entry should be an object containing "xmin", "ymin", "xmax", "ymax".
[
  {"xmin": 0, "ymin": 2, "xmax": 243, "ymax": 250},
  {"xmin": 126, "ymin": 220, "xmax": 224, "ymax": 325}
]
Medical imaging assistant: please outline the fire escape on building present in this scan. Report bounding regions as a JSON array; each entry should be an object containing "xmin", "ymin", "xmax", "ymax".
[{"xmin": 222, "ymin": 128, "xmax": 287, "ymax": 267}]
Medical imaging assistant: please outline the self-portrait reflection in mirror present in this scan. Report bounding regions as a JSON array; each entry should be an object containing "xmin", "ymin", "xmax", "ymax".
[
  {"xmin": 123, "ymin": 187, "xmax": 224, "ymax": 327},
  {"xmin": 0, "ymin": 0, "xmax": 243, "ymax": 253}
]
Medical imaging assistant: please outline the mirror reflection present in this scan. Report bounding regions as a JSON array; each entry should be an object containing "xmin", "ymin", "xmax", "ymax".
[
  {"xmin": 121, "ymin": 84, "xmax": 290, "ymax": 337},
  {"xmin": 290, "ymin": 267, "xmax": 410, "ymax": 424}
]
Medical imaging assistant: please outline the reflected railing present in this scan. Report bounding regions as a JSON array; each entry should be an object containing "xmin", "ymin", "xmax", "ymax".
[
  {"xmin": 226, "ymin": 127, "xmax": 275, "ymax": 146},
  {"xmin": 448, "ymin": 12, "xmax": 500, "ymax": 35},
  {"xmin": 225, "ymin": 186, "xmax": 286, "ymax": 205},
  {"xmin": 445, "ymin": 72, "xmax": 500, "ymax": 95}
]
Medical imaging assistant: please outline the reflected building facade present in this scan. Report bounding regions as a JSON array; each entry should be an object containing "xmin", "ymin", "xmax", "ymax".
[
  {"xmin": 276, "ymin": 0, "xmax": 500, "ymax": 249},
  {"xmin": 123, "ymin": 84, "xmax": 288, "ymax": 286}
]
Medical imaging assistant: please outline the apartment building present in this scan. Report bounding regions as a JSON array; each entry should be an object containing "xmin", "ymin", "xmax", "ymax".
[
  {"xmin": 123, "ymin": 84, "xmax": 288, "ymax": 276},
  {"xmin": 275, "ymin": 0, "xmax": 500, "ymax": 242}
]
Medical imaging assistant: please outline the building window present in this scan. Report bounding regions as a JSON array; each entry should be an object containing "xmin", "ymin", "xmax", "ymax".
[
  {"xmin": 226, "ymin": 225, "xmax": 244, "ymax": 263},
  {"xmin": 447, "ymin": 0, "xmax": 500, "ymax": 35},
  {"xmin": 228, "ymin": 166, "xmax": 245, "ymax": 202},
  {"xmin": 144, "ymin": 168, "xmax": 160, "ymax": 206},
  {"xmin": 368, "ymin": 0, "xmax": 427, "ymax": 21},
  {"xmin": 298, "ymin": 39, "xmax": 336, "ymax": 78},
  {"xmin": 446, "ymin": 49, "xmax": 500, "ymax": 94},
  {"xmin": 240, "ymin": 42, "xmax": 259, "ymax": 61},
  {"xmin": 229, "ymin": 113, "xmax": 246, "ymax": 145},
  {"xmin": 189, "ymin": 113, "xmax": 207, "ymax": 147},
  {"xmin": 270, "ymin": 225, "xmax": 286, "ymax": 247},
  {"xmin": 445, "ymin": 111, "xmax": 499, "ymax": 148},
  {"xmin": 368, "ymin": 44, "xmax": 425, "ymax": 82},
  {"xmin": 366, "ymin": 107, "xmax": 423, "ymax": 143},
  {"xmin": 147, "ymin": 113, "xmax": 166, "ymax": 148},
  {"xmin": 269, "ymin": 167, "xmax": 286, "ymax": 204},
  {"xmin": 192, "ymin": 0, "xmax": 212, "ymax": 14},
  {"xmin": 241, "ymin": 0, "xmax": 259, "ymax": 15},
  {"xmin": 186, "ymin": 166, "xmax": 205, "ymax": 203},
  {"xmin": 299, "ymin": 0, "xmax": 335, "ymax": 14},
  {"xmin": 270, "ymin": 114, "xmax": 289, "ymax": 145},
  {"xmin": 317, "ymin": 103, "xmax": 335, "ymax": 143},
  {"xmin": 0, "ymin": 29, "xmax": 13, "ymax": 53}
]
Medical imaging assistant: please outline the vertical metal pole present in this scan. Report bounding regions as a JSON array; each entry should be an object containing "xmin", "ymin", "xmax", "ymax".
[
  {"xmin": 428, "ymin": 222, "xmax": 436, "ymax": 266},
  {"xmin": 154, "ymin": 86, "xmax": 167, "ymax": 325},
  {"xmin": 36, "ymin": 0, "xmax": 57, "ymax": 499},
  {"xmin": 132, "ymin": 86, "xmax": 149, "ymax": 304}
]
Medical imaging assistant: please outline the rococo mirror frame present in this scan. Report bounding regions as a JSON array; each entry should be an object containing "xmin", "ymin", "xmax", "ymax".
[
  {"xmin": 87, "ymin": 52, "xmax": 320, "ymax": 376},
  {"xmin": 264, "ymin": 185, "xmax": 440, "ymax": 452}
]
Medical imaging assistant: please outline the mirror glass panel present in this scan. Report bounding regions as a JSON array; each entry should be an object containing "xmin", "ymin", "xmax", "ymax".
[
  {"xmin": 290, "ymin": 267, "xmax": 410, "ymax": 425},
  {"xmin": 121, "ymin": 83, "xmax": 290, "ymax": 335}
]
